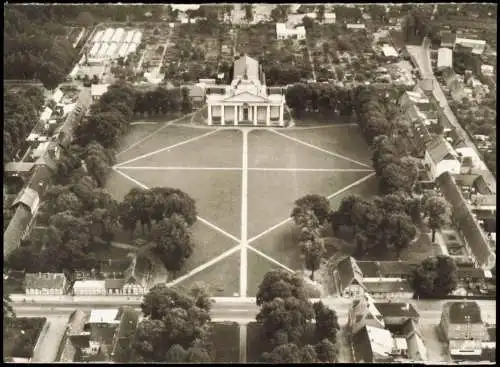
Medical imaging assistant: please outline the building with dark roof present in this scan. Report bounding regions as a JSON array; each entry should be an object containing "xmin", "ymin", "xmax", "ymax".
[
  {"xmin": 352, "ymin": 325, "xmax": 396, "ymax": 363},
  {"xmin": 374, "ymin": 303, "xmax": 419, "ymax": 326},
  {"xmin": 439, "ymin": 301, "xmax": 488, "ymax": 341},
  {"xmin": 329, "ymin": 255, "xmax": 366, "ymax": 298}
]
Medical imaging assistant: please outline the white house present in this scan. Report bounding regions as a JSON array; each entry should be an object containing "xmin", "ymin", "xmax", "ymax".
[
  {"xmin": 91, "ymin": 84, "xmax": 110, "ymax": 102},
  {"xmin": 346, "ymin": 23, "xmax": 366, "ymax": 31},
  {"xmin": 206, "ymin": 54, "xmax": 285, "ymax": 126},
  {"xmin": 480, "ymin": 64, "xmax": 494, "ymax": 77},
  {"xmin": 424, "ymin": 137, "xmax": 461, "ymax": 180},
  {"xmin": 437, "ymin": 48, "xmax": 453, "ymax": 71},
  {"xmin": 73, "ymin": 280, "xmax": 107, "ymax": 296},
  {"xmin": 323, "ymin": 12, "xmax": 336, "ymax": 24},
  {"xmin": 276, "ymin": 23, "xmax": 306, "ymax": 40},
  {"xmin": 381, "ymin": 44, "xmax": 398, "ymax": 58},
  {"xmin": 88, "ymin": 309, "xmax": 121, "ymax": 325},
  {"xmin": 454, "ymin": 38, "xmax": 487, "ymax": 55},
  {"xmin": 25, "ymin": 273, "xmax": 69, "ymax": 296}
]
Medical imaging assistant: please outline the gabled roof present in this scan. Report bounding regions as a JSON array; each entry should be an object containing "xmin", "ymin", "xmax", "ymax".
[
  {"xmin": 426, "ymin": 136, "xmax": 457, "ymax": 163},
  {"xmin": 11, "ymin": 187, "xmax": 40, "ymax": 214},
  {"xmin": 4, "ymin": 162, "xmax": 35, "ymax": 174},
  {"xmin": 25, "ymin": 273, "xmax": 67, "ymax": 289},
  {"xmin": 222, "ymin": 91, "xmax": 270, "ymax": 103},
  {"xmin": 3, "ymin": 205, "xmax": 33, "ymax": 258},
  {"xmin": 437, "ymin": 172, "xmax": 494, "ymax": 268},
  {"xmin": 353, "ymin": 326, "xmax": 394, "ymax": 362},
  {"xmin": 357, "ymin": 260, "xmax": 420, "ymax": 278},
  {"xmin": 334, "ymin": 256, "xmax": 365, "ymax": 294},
  {"xmin": 88, "ymin": 309, "xmax": 120, "ymax": 324},
  {"xmin": 374, "ymin": 303, "xmax": 419, "ymax": 319},
  {"xmin": 445, "ymin": 301, "xmax": 483, "ymax": 324},
  {"xmin": 233, "ymin": 55, "xmax": 259, "ymax": 81},
  {"xmin": 124, "ymin": 254, "xmax": 149, "ymax": 287}
]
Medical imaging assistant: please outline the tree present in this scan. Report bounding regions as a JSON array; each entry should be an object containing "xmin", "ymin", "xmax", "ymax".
[
  {"xmin": 302, "ymin": 16, "xmax": 314, "ymax": 30},
  {"xmin": 423, "ymin": 194, "xmax": 451, "ymax": 242},
  {"xmin": 316, "ymin": 5, "xmax": 325, "ymax": 22},
  {"xmin": 152, "ymin": 214, "xmax": 194, "ymax": 272},
  {"xmin": 3, "ymin": 293, "xmax": 15, "ymax": 321},
  {"xmin": 135, "ymin": 284, "xmax": 213, "ymax": 362},
  {"xmin": 75, "ymin": 11, "xmax": 95, "ymax": 27},
  {"xmin": 313, "ymin": 301, "xmax": 340, "ymax": 342},
  {"xmin": 257, "ymin": 296, "xmax": 315, "ymax": 346},
  {"xmin": 285, "ymin": 84, "xmax": 309, "ymax": 117},
  {"xmin": 409, "ymin": 255, "xmax": 458, "ymax": 298},
  {"xmin": 83, "ymin": 141, "xmax": 115, "ymax": 187},
  {"xmin": 379, "ymin": 157, "xmax": 419, "ymax": 194},
  {"xmin": 256, "ymin": 269, "xmax": 308, "ymax": 306},
  {"xmin": 315, "ymin": 338, "xmax": 337, "ymax": 362},
  {"xmin": 243, "ymin": 4, "xmax": 253, "ymax": 22},
  {"xmin": 291, "ymin": 194, "xmax": 330, "ymax": 225},
  {"xmin": 180, "ymin": 87, "xmax": 192, "ymax": 113},
  {"xmin": 301, "ymin": 235, "xmax": 325, "ymax": 281},
  {"xmin": 262, "ymin": 343, "xmax": 319, "ymax": 363},
  {"xmin": 382, "ymin": 213, "xmax": 417, "ymax": 258}
]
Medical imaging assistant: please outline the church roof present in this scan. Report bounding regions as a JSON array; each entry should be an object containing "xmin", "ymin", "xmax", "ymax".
[{"xmin": 234, "ymin": 55, "xmax": 259, "ymax": 81}]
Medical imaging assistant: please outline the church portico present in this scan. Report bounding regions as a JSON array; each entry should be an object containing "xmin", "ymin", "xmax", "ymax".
[{"xmin": 205, "ymin": 54, "xmax": 286, "ymax": 127}]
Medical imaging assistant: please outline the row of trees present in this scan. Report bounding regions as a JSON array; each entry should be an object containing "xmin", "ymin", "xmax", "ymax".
[
  {"xmin": 4, "ymin": 87, "xmax": 45, "ymax": 163},
  {"xmin": 256, "ymin": 270, "xmax": 339, "ymax": 363},
  {"xmin": 5, "ymin": 6, "xmax": 77, "ymax": 89},
  {"xmin": 132, "ymin": 284, "xmax": 214, "ymax": 362}
]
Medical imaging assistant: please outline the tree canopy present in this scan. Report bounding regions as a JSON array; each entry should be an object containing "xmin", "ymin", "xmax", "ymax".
[{"xmin": 409, "ymin": 255, "xmax": 458, "ymax": 298}]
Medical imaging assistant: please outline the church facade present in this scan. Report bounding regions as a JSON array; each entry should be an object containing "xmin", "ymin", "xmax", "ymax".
[{"xmin": 206, "ymin": 55, "xmax": 285, "ymax": 126}]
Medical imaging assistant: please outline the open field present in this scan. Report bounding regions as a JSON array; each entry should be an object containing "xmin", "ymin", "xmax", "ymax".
[
  {"xmin": 210, "ymin": 322, "xmax": 240, "ymax": 363},
  {"xmin": 176, "ymin": 251, "xmax": 240, "ymax": 297}
]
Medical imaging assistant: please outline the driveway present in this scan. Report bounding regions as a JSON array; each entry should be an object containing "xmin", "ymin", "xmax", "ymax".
[{"xmin": 31, "ymin": 316, "xmax": 69, "ymax": 362}]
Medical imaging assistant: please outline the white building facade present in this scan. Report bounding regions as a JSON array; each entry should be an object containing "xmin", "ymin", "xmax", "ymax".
[{"xmin": 206, "ymin": 55, "xmax": 285, "ymax": 126}]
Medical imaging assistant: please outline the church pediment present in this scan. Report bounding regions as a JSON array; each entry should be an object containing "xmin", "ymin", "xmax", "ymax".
[{"xmin": 222, "ymin": 91, "xmax": 269, "ymax": 103}]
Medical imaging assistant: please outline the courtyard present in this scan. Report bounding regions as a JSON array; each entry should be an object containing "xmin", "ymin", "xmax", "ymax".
[{"xmin": 107, "ymin": 116, "xmax": 377, "ymax": 297}]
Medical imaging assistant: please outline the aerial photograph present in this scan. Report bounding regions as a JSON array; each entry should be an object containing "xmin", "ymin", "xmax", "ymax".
[{"xmin": 3, "ymin": 3, "xmax": 496, "ymax": 364}]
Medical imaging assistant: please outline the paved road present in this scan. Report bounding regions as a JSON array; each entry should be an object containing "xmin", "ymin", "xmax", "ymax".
[
  {"xmin": 31, "ymin": 317, "xmax": 68, "ymax": 363},
  {"xmin": 12, "ymin": 296, "xmax": 496, "ymax": 324},
  {"xmin": 406, "ymin": 41, "xmax": 496, "ymax": 193}
]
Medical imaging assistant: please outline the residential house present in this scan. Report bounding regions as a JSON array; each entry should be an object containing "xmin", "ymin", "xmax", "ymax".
[
  {"xmin": 424, "ymin": 137, "xmax": 461, "ymax": 180},
  {"xmin": 453, "ymin": 173, "xmax": 492, "ymax": 196},
  {"xmin": 25, "ymin": 272, "xmax": 69, "ymax": 296},
  {"xmin": 374, "ymin": 303, "xmax": 419, "ymax": 326},
  {"xmin": 363, "ymin": 280, "xmax": 414, "ymax": 300},
  {"xmin": 454, "ymin": 38, "xmax": 487, "ymax": 55},
  {"xmin": 352, "ymin": 325, "xmax": 396, "ymax": 363},
  {"xmin": 329, "ymin": 255, "xmax": 366, "ymax": 298},
  {"xmin": 88, "ymin": 309, "xmax": 122, "ymax": 325},
  {"xmin": 348, "ymin": 293, "xmax": 386, "ymax": 335},
  {"xmin": 437, "ymin": 48, "xmax": 453, "ymax": 71},
  {"xmin": 323, "ymin": 12, "xmax": 336, "ymax": 24},
  {"xmin": 449, "ymin": 339, "xmax": 483, "ymax": 361},
  {"xmin": 436, "ymin": 172, "xmax": 495, "ymax": 269},
  {"xmin": 397, "ymin": 319, "xmax": 428, "ymax": 361},
  {"xmin": 440, "ymin": 30, "xmax": 456, "ymax": 48},
  {"xmin": 450, "ymin": 79, "xmax": 467, "ymax": 102},
  {"xmin": 73, "ymin": 280, "xmax": 107, "ymax": 296},
  {"xmin": 276, "ymin": 23, "xmax": 306, "ymax": 40},
  {"xmin": 90, "ymin": 84, "xmax": 110, "ymax": 102},
  {"xmin": 381, "ymin": 44, "xmax": 398, "ymax": 59},
  {"xmin": 480, "ymin": 64, "xmax": 494, "ymax": 77},
  {"xmin": 357, "ymin": 260, "xmax": 419, "ymax": 280},
  {"xmin": 187, "ymin": 84, "xmax": 206, "ymax": 107},
  {"xmin": 103, "ymin": 255, "xmax": 149, "ymax": 295},
  {"xmin": 439, "ymin": 301, "xmax": 488, "ymax": 341}
]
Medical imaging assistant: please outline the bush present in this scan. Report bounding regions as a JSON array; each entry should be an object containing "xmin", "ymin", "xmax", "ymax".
[{"xmin": 3, "ymin": 317, "xmax": 47, "ymax": 359}]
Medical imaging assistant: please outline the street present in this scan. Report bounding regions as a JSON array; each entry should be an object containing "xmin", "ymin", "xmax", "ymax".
[
  {"xmin": 406, "ymin": 41, "xmax": 496, "ymax": 193},
  {"xmin": 12, "ymin": 296, "xmax": 496, "ymax": 324}
]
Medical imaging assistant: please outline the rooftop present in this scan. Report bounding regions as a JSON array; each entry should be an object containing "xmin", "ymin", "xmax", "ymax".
[
  {"xmin": 25, "ymin": 273, "xmax": 67, "ymax": 290},
  {"xmin": 88, "ymin": 309, "xmax": 120, "ymax": 324},
  {"xmin": 446, "ymin": 301, "xmax": 483, "ymax": 324},
  {"xmin": 374, "ymin": 303, "xmax": 420, "ymax": 318}
]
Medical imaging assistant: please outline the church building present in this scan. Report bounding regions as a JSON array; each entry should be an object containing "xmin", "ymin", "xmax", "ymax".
[{"xmin": 206, "ymin": 55, "xmax": 286, "ymax": 126}]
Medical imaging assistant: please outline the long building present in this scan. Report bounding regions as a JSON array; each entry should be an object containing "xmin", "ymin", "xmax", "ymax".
[
  {"xmin": 101, "ymin": 28, "xmax": 115, "ymax": 44},
  {"xmin": 118, "ymin": 43, "xmax": 130, "ymax": 58},
  {"xmin": 92, "ymin": 29, "xmax": 104, "ymax": 44},
  {"xmin": 131, "ymin": 31, "xmax": 142, "ymax": 45},
  {"xmin": 111, "ymin": 28, "xmax": 125, "ymax": 43},
  {"xmin": 106, "ymin": 43, "xmax": 118, "ymax": 59},
  {"xmin": 88, "ymin": 42, "xmax": 101, "ymax": 57},
  {"xmin": 96, "ymin": 43, "xmax": 109, "ymax": 59},
  {"xmin": 124, "ymin": 30, "xmax": 135, "ymax": 44}
]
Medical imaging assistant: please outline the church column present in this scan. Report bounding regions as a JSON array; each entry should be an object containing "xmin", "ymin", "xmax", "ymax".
[
  {"xmin": 266, "ymin": 105, "xmax": 271, "ymax": 126},
  {"xmin": 207, "ymin": 104, "xmax": 212, "ymax": 125},
  {"xmin": 221, "ymin": 105, "xmax": 225, "ymax": 126},
  {"xmin": 279, "ymin": 104, "xmax": 284, "ymax": 126},
  {"xmin": 253, "ymin": 105, "xmax": 257, "ymax": 126},
  {"xmin": 234, "ymin": 105, "xmax": 238, "ymax": 125}
]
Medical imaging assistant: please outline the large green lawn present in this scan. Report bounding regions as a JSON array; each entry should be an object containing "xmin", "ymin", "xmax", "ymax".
[
  {"xmin": 124, "ymin": 129, "xmax": 242, "ymax": 168},
  {"xmin": 116, "ymin": 125, "xmax": 215, "ymax": 165},
  {"xmin": 248, "ymin": 129, "xmax": 369, "ymax": 170},
  {"xmin": 176, "ymin": 251, "xmax": 240, "ymax": 297},
  {"xmin": 247, "ymin": 170, "xmax": 371, "ymax": 238},
  {"xmin": 120, "ymin": 168, "xmax": 242, "ymax": 237},
  {"xmin": 279, "ymin": 125, "xmax": 373, "ymax": 166}
]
